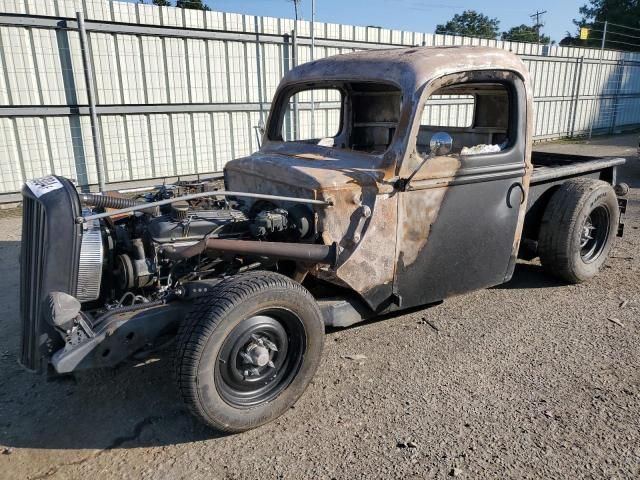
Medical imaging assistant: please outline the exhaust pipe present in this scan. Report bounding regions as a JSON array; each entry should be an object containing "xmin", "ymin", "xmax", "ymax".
[{"xmin": 162, "ymin": 238, "xmax": 337, "ymax": 266}]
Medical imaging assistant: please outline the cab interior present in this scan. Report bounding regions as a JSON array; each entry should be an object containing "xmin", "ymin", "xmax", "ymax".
[{"xmin": 270, "ymin": 81, "xmax": 511, "ymax": 157}]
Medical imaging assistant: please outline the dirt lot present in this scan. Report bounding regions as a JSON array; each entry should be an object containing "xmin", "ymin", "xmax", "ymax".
[{"xmin": 0, "ymin": 134, "xmax": 638, "ymax": 479}]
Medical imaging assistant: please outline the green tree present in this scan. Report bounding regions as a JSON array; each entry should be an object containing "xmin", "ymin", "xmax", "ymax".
[
  {"xmin": 176, "ymin": 0, "xmax": 211, "ymax": 10},
  {"xmin": 502, "ymin": 24, "xmax": 551, "ymax": 44},
  {"xmin": 573, "ymin": 0, "xmax": 640, "ymax": 51},
  {"xmin": 151, "ymin": 0, "xmax": 172, "ymax": 5},
  {"xmin": 435, "ymin": 10, "xmax": 500, "ymax": 39},
  {"xmin": 559, "ymin": 31, "xmax": 581, "ymax": 46}
]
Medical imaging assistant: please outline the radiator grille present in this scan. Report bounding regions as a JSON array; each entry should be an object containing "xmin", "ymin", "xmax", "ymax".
[
  {"xmin": 19, "ymin": 195, "xmax": 47, "ymax": 371},
  {"xmin": 76, "ymin": 218, "xmax": 103, "ymax": 302}
]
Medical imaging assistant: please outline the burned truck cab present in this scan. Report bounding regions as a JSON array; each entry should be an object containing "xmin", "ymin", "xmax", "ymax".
[{"xmin": 225, "ymin": 47, "xmax": 532, "ymax": 312}]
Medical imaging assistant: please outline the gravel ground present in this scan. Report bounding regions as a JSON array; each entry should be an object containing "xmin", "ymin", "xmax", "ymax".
[{"xmin": 0, "ymin": 134, "xmax": 638, "ymax": 479}]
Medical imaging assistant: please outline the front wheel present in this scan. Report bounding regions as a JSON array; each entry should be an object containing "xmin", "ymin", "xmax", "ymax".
[
  {"xmin": 538, "ymin": 179, "xmax": 619, "ymax": 283},
  {"xmin": 174, "ymin": 271, "xmax": 324, "ymax": 433}
]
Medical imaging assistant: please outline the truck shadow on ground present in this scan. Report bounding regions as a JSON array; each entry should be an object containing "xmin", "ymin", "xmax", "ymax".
[
  {"xmin": 0, "ymin": 353, "xmax": 221, "ymax": 450},
  {"xmin": 493, "ymin": 262, "xmax": 566, "ymax": 290},
  {"xmin": 0, "ymin": 252, "xmax": 565, "ymax": 451}
]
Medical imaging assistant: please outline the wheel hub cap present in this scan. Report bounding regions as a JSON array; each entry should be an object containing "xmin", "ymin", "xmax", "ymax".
[
  {"xmin": 215, "ymin": 311, "xmax": 306, "ymax": 408},
  {"xmin": 247, "ymin": 344, "xmax": 270, "ymax": 367},
  {"xmin": 579, "ymin": 205, "xmax": 610, "ymax": 263},
  {"xmin": 580, "ymin": 218, "xmax": 595, "ymax": 247},
  {"xmin": 241, "ymin": 334, "xmax": 278, "ymax": 370}
]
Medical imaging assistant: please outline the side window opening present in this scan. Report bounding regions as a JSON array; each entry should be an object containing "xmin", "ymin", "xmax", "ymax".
[
  {"xmin": 417, "ymin": 82, "xmax": 511, "ymax": 157},
  {"xmin": 281, "ymin": 88, "xmax": 343, "ymax": 144}
]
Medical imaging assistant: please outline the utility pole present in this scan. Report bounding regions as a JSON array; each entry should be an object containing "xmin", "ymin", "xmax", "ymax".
[
  {"xmin": 529, "ymin": 10, "xmax": 547, "ymax": 43},
  {"xmin": 310, "ymin": 0, "xmax": 316, "ymax": 137},
  {"xmin": 311, "ymin": 0, "xmax": 316, "ymax": 61}
]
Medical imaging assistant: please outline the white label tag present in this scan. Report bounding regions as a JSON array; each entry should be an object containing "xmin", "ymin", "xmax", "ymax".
[{"xmin": 26, "ymin": 176, "xmax": 64, "ymax": 198}]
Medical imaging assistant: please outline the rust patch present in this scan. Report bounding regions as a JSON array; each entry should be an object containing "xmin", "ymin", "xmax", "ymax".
[
  {"xmin": 334, "ymin": 193, "xmax": 397, "ymax": 296},
  {"xmin": 396, "ymin": 155, "xmax": 461, "ymax": 267}
]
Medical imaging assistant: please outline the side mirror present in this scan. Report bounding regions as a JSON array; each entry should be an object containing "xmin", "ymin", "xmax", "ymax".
[
  {"xmin": 429, "ymin": 132, "xmax": 453, "ymax": 156},
  {"xmin": 400, "ymin": 131, "xmax": 454, "ymax": 191}
]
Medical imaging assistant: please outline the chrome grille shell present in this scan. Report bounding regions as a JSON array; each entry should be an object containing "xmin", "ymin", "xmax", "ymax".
[
  {"xmin": 19, "ymin": 176, "xmax": 82, "ymax": 372},
  {"xmin": 76, "ymin": 215, "xmax": 103, "ymax": 302}
]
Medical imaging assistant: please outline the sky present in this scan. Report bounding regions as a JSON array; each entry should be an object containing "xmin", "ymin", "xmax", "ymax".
[{"xmin": 197, "ymin": 0, "xmax": 586, "ymax": 43}]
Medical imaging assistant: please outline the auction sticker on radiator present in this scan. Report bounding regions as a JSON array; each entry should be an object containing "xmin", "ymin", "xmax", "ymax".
[{"xmin": 26, "ymin": 176, "xmax": 64, "ymax": 198}]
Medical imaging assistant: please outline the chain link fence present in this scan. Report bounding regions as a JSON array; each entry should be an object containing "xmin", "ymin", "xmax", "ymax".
[{"xmin": 1, "ymin": 0, "xmax": 640, "ymax": 199}]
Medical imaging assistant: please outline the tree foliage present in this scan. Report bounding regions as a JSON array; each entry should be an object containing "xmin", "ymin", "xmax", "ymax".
[
  {"xmin": 572, "ymin": 0, "xmax": 640, "ymax": 51},
  {"xmin": 502, "ymin": 24, "xmax": 551, "ymax": 44},
  {"xmin": 144, "ymin": 0, "xmax": 211, "ymax": 9},
  {"xmin": 176, "ymin": 0, "xmax": 211, "ymax": 10},
  {"xmin": 435, "ymin": 10, "xmax": 500, "ymax": 39}
]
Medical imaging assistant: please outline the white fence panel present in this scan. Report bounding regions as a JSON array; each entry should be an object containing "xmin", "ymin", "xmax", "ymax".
[{"xmin": 0, "ymin": 0, "xmax": 639, "ymax": 197}]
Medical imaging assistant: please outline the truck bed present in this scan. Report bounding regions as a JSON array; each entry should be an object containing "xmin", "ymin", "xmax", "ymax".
[
  {"xmin": 523, "ymin": 151, "xmax": 626, "ymax": 243},
  {"xmin": 531, "ymin": 151, "xmax": 625, "ymax": 184}
]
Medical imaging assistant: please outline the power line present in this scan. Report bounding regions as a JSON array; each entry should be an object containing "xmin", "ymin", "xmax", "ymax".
[
  {"xmin": 589, "ymin": 28, "xmax": 640, "ymax": 41},
  {"xmin": 597, "ymin": 20, "xmax": 640, "ymax": 33},
  {"xmin": 600, "ymin": 38, "xmax": 640, "ymax": 48}
]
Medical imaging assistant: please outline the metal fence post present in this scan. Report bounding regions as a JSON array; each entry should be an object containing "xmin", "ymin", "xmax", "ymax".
[
  {"xmin": 570, "ymin": 56, "xmax": 584, "ymax": 137},
  {"xmin": 589, "ymin": 20, "xmax": 607, "ymax": 139},
  {"xmin": 291, "ymin": 28, "xmax": 299, "ymax": 140},
  {"xmin": 310, "ymin": 0, "xmax": 316, "ymax": 137},
  {"xmin": 76, "ymin": 11, "xmax": 106, "ymax": 192},
  {"xmin": 254, "ymin": 16, "xmax": 266, "ymax": 147},
  {"xmin": 610, "ymin": 59, "xmax": 624, "ymax": 134}
]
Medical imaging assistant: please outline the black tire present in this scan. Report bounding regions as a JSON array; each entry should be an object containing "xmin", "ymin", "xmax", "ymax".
[
  {"xmin": 538, "ymin": 178, "xmax": 619, "ymax": 283},
  {"xmin": 174, "ymin": 271, "xmax": 324, "ymax": 433}
]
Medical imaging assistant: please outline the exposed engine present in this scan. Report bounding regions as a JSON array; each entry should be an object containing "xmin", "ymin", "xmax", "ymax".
[
  {"xmin": 18, "ymin": 175, "xmax": 333, "ymax": 372},
  {"xmin": 78, "ymin": 180, "xmax": 315, "ymax": 314}
]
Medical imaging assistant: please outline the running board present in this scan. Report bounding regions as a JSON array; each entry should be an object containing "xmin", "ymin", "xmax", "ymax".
[{"xmin": 318, "ymin": 298, "xmax": 373, "ymax": 328}]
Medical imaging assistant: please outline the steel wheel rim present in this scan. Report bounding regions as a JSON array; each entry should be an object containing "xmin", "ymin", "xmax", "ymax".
[
  {"xmin": 215, "ymin": 309, "xmax": 306, "ymax": 408},
  {"xmin": 579, "ymin": 205, "xmax": 610, "ymax": 263}
]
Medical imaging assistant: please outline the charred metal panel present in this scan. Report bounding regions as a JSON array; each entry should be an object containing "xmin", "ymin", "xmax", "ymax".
[
  {"xmin": 226, "ymin": 48, "xmax": 534, "ymax": 308},
  {"xmin": 266, "ymin": 47, "xmax": 532, "ymax": 179},
  {"xmin": 225, "ymin": 150, "xmax": 383, "ymax": 195},
  {"xmin": 393, "ymin": 68, "xmax": 529, "ymax": 308},
  {"xmin": 331, "ymin": 192, "xmax": 398, "ymax": 309},
  {"xmin": 395, "ymin": 174, "xmax": 525, "ymax": 309}
]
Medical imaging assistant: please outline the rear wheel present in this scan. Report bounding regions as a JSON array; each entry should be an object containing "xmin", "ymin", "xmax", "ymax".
[
  {"xmin": 538, "ymin": 178, "xmax": 619, "ymax": 283},
  {"xmin": 174, "ymin": 271, "xmax": 324, "ymax": 433}
]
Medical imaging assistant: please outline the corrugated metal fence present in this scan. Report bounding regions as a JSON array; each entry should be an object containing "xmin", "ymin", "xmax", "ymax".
[{"xmin": 1, "ymin": 0, "xmax": 639, "ymax": 197}]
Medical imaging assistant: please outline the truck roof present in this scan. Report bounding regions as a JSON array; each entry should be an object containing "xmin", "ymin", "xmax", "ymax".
[{"xmin": 282, "ymin": 46, "xmax": 530, "ymax": 95}]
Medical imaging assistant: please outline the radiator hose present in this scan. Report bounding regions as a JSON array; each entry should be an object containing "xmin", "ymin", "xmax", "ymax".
[{"xmin": 79, "ymin": 193, "xmax": 159, "ymax": 216}]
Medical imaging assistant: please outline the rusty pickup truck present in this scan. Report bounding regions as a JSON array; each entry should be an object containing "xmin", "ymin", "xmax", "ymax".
[{"xmin": 18, "ymin": 46, "xmax": 628, "ymax": 432}]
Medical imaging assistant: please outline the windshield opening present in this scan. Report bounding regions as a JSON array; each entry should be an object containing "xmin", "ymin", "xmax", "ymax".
[{"xmin": 268, "ymin": 82, "xmax": 402, "ymax": 155}]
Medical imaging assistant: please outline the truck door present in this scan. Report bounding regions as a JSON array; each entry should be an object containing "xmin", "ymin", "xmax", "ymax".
[{"xmin": 394, "ymin": 71, "xmax": 530, "ymax": 309}]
